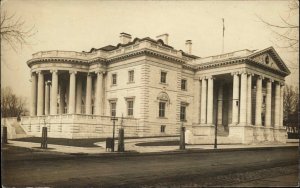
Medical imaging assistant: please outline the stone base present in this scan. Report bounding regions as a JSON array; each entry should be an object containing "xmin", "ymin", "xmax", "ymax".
[
  {"xmin": 253, "ymin": 126, "xmax": 265, "ymax": 142},
  {"xmin": 229, "ymin": 125, "xmax": 254, "ymax": 144},
  {"xmin": 274, "ymin": 127, "xmax": 287, "ymax": 143},
  {"xmin": 264, "ymin": 127, "xmax": 274, "ymax": 141},
  {"xmin": 187, "ymin": 125, "xmax": 215, "ymax": 144}
]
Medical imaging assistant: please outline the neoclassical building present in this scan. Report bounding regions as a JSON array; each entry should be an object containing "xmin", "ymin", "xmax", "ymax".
[{"xmin": 21, "ymin": 33, "xmax": 290, "ymax": 143}]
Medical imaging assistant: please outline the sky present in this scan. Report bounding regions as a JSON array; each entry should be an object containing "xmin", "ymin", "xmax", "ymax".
[{"xmin": 1, "ymin": 0, "xmax": 299, "ymax": 101}]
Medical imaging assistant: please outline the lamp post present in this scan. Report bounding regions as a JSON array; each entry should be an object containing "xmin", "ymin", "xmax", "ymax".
[{"xmin": 111, "ymin": 116, "xmax": 118, "ymax": 152}]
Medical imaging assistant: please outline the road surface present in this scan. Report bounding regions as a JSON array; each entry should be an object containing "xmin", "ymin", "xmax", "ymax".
[{"xmin": 2, "ymin": 146, "xmax": 298, "ymax": 187}]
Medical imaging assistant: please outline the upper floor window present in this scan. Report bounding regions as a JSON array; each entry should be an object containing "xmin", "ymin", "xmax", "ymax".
[
  {"xmin": 161, "ymin": 71, "xmax": 167, "ymax": 83},
  {"xmin": 181, "ymin": 79, "xmax": 187, "ymax": 90},
  {"xmin": 112, "ymin": 74, "xmax": 117, "ymax": 85},
  {"xmin": 110, "ymin": 102, "xmax": 117, "ymax": 117},
  {"xmin": 127, "ymin": 100, "xmax": 134, "ymax": 116},
  {"xmin": 159, "ymin": 102, "xmax": 166, "ymax": 117},
  {"xmin": 180, "ymin": 105, "xmax": 186, "ymax": 121},
  {"xmin": 128, "ymin": 70, "xmax": 134, "ymax": 83}
]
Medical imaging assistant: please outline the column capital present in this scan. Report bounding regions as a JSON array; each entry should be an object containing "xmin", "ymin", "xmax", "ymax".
[
  {"xmin": 247, "ymin": 72, "xmax": 254, "ymax": 76},
  {"xmin": 280, "ymin": 82, "xmax": 285, "ymax": 86},
  {"xmin": 267, "ymin": 78, "xmax": 274, "ymax": 82},
  {"xmin": 231, "ymin": 71, "xmax": 240, "ymax": 76},
  {"xmin": 50, "ymin": 69, "xmax": 58, "ymax": 73},
  {"xmin": 257, "ymin": 75, "xmax": 264, "ymax": 80},
  {"xmin": 200, "ymin": 76, "xmax": 206, "ymax": 80},
  {"xmin": 69, "ymin": 70, "xmax": 77, "ymax": 75},
  {"xmin": 206, "ymin": 75, "xmax": 215, "ymax": 80},
  {"xmin": 36, "ymin": 70, "xmax": 43, "ymax": 75},
  {"xmin": 45, "ymin": 80, "xmax": 52, "ymax": 85},
  {"xmin": 95, "ymin": 70, "xmax": 105, "ymax": 75}
]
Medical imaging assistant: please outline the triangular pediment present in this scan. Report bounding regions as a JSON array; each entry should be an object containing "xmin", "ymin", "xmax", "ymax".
[{"xmin": 247, "ymin": 47, "xmax": 290, "ymax": 75}]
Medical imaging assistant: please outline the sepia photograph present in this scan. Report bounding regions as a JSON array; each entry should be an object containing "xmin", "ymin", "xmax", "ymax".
[{"xmin": 1, "ymin": 0, "xmax": 299, "ymax": 187}]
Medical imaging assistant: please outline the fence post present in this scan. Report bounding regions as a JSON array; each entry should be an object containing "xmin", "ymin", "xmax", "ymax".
[
  {"xmin": 2, "ymin": 126, "xmax": 8, "ymax": 144},
  {"xmin": 180, "ymin": 123, "xmax": 185, "ymax": 150},
  {"xmin": 118, "ymin": 128, "xmax": 125, "ymax": 152},
  {"xmin": 41, "ymin": 127, "xmax": 48, "ymax": 149}
]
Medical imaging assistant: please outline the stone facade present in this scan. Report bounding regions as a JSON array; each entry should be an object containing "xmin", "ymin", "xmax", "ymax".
[{"xmin": 22, "ymin": 33, "xmax": 290, "ymax": 143}]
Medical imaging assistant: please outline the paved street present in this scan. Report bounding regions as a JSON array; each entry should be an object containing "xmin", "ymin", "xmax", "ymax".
[{"xmin": 2, "ymin": 145, "xmax": 298, "ymax": 187}]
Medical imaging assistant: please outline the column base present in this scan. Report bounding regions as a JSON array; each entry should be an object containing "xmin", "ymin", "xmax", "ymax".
[
  {"xmin": 274, "ymin": 127, "xmax": 287, "ymax": 143},
  {"xmin": 229, "ymin": 125, "xmax": 253, "ymax": 144},
  {"xmin": 264, "ymin": 127, "xmax": 274, "ymax": 141},
  {"xmin": 253, "ymin": 125, "xmax": 265, "ymax": 142},
  {"xmin": 187, "ymin": 124, "xmax": 215, "ymax": 144}
]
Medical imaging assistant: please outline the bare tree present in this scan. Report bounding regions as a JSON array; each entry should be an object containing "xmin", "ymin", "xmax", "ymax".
[
  {"xmin": 258, "ymin": 0, "xmax": 299, "ymax": 52},
  {"xmin": 1, "ymin": 87, "xmax": 29, "ymax": 118},
  {"xmin": 283, "ymin": 85, "xmax": 299, "ymax": 133},
  {"xmin": 0, "ymin": 9, "xmax": 36, "ymax": 52}
]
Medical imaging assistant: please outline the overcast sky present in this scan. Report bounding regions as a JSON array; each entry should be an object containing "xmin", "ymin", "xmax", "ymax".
[{"xmin": 1, "ymin": 0, "xmax": 299, "ymax": 100}]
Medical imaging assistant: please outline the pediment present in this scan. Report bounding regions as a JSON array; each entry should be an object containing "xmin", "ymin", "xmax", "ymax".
[{"xmin": 248, "ymin": 47, "xmax": 290, "ymax": 75}]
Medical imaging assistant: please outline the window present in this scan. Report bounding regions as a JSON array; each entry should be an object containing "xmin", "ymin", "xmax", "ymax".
[
  {"xmin": 160, "ymin": 71, "xmax": 167, "ymax": 83},
  {"xmin": 181, "ymin": 79, "xmax": 187, "ymax": 90},
  {"xmin": 161, "ymin": 125, "xmax": 166, "ymax": 133},
  {"xmin": 180, "ymin": 105, "xmax": 186, "ymax": 121},
  {"xmin": 112, "ymin": 74, "xmax": 117, "ymax": 85},
  {"xmin": 127, "ymin": 100, "xmax": 134, "ymax": 116},
  {"xmin": 159, "ymin": 102, "xmax": 166, "ymax": 117},
  {"xmin": 263, "ymin": 95, "xmax": 266, "ymax": 104},
  {"xmin": 110, "ymin": 102, "xmax": 116, "ymax": 117},
  {"xmin": 128, "ymin": 70, "xmax": 134, "ymax": 83}
]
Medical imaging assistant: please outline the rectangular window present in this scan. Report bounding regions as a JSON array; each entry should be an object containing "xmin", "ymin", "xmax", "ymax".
[
  {"xmin": 127, "ymin": 100, "xmax": 134, "ymax": 116},
  {"xmin": 160, "ymin": 71, "xmax": 167, "ymax": 83},
  {"xmin": 128, "ymin": 70, "xmax": 134, "ymax": 83},
  {"xmin": 112, "ymin": 74, "xmax": 117, "ymax": 85},
  {"xmin": 181, "ymin": 79, "xmax": 187, "ymax": 90},
  {"xmin": 110, "ymin": 102, "xmax": 116, "ymax": 117},
  {"xmin": 159, "ymin": 102, "xmax": 166, "ymax": 117},
  {"xmin": 180, "ymin": 105, "xmax": 186, "ymax": 121},
  {"xmin": 161, "ymin": 125, "xmax": 166, "ymax": 133}
]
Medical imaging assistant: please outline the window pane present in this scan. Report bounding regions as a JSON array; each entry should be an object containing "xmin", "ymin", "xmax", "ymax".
[
  {"xmin": 180, "ymin": 106, "xmax": 186, "ymax": 121},
  {"xmin": 181, "ymin": 79, "xmax": 186, "ymax": 90},
  {"xmin": 111, "ymin": 102, "xmax": 116, "ymax": 116},
  {"xmin": 161, "ymin": 72, "xmax": 166, "ymax": 83},
  {"xmin": 112, "ymin": 74, "xmax": 117, "ymax": 85},
  {"xmin": 127, "ymin": 101, "xmax": 133, "ymax": 116},
  {"xmin": 159, "ymin": 102, "xmax": 165, "ymax": 117},
  {"xmin": 129, "ymin": 70, "xmax": 134, "ymax": 82}
]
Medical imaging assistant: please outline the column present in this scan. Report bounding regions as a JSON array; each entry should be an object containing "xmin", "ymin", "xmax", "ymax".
[
  {"xmin": 30, "ymin": 72, "xmax": 37, "ymax": 116},
  {"xmin": 232, "ymin": 72, "xmax": 240, "ymax": 125},
  {"xmin": 247, "ymin": 74, "xmax": 252, "ymax": 125},
  {"xmin": 217, "ymin": 83, "xmax": 223, "ymax": 126},
  {"xmin": 45, "ymin": 81, "xmax": 51, "ymax": 115},
  {"xmin": 255, "ymin": 76, "xmax": 263, "ymax": 126},
  {"xmin": 68, "ymin": 71, "xmax": 76, "ymax": 114},
  {"xmin": 95, "ymin": 72, "xmax": 103, "ymax": 115},
  {"xmin": 274, "ymin": 82, "xmax": 281, "ymax": 128},
  {"xmin": 85, "ymin": 73, "xmax": 92, "ymax": 114},
  {"xmin": 280, "ymin": 84, "xmax": 284, "ymax": 126},
  {"xmin": 207, "ymin": 76, "xmax": 214, "ymax": 125},
  {"xmin": 239, "ymin": 72, "xmax": 248, "ymax": 125},
  {"xmin": 265, "ymin": 79, "xmax": 272, "ymax": 127},
  {"xmin": 76, "ymin": 76, "xmax": 83, "ymax": 114},
  {"xmin": 200, "ymin": 78, "xmax": 207, "ymax": 124},
  {"xmin": 193, "ymin": 78, "xmax": 201, "ymax": 124},
  {"xmin": 59, "ymin": 81, "xmax": 65, "ymax": 114},
  {"xmin": 37, "ymin": 71, "xmax": 44, "ymax": 116},
  {"xmin": 50, "ymin": 70, "xmax": 58, "ymax": 115}
]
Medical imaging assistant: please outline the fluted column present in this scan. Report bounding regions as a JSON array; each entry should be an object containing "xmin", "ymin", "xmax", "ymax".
[
  {"xmin": 255, "ymin": 76, "xmax": 263, "ymax": 126},
  {"xmin": 280, "ymin": 84, "xmax": 284, "ymax": 126},
  {"xmin": 247, "ymin": 74, "xmax": 252, "ymax": 125},
  {"xmin": 207, "ymin": 76, "xmax": 214, "ymax": 125},
  {"xmin": 217, "ymin": 83, "xmax": 223, "ymax": 126},
  {"xmin": 200, "ymin": 78, "xmax": 207, "ymax": 124},
  {"xmin": 68, "ymin": 71, "xmax": 76, "ymax": 114},
  {"xmin": 265, "ymin": 79, "xmax": 272, "ymax": 127},
  {"xmin": 232, "ymin": 72, "xmax": 240, "ymax": 125},
  {"xmin": 95, "ymin": 72, "xmax": 103, "ymax": 115},
  {"xmin": 239, "ymin": 72, "xmax": 248, "ymax": 125},
  {"xmin": 37, "ymin": 71, "xmax": 44, "ymax": 116},
  {"xmin": 193, "ymin": 78, "xmax": 201, "ymax": 124},
  {"xmin": 50, "ymin": 70, "xmax": 58, "ymax": 115},
  {"xmin": 76, "ymin": 76, "xmax": 83, "ymax": 114},
  {"xmin": 45, "ymin": 81, "xmax": 51, "ymax": 115},
  {"xmin": 85, "ymin": 73, "xmax": 92, "ymax": 115},
  {"xmin": 59, "ymin": 81, "xmax": 65, "ymax": 114},
  {"xmin": 30, "ymin": 72, "xmax": 37, "ymax": 116},
  {"xmin": 274, "ymin": 82, "xmax": 281, "ymax": 128}
]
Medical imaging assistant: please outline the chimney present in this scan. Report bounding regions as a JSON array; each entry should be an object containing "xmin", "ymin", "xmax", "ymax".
[
  {"xmin": 120, "ymin": 32, "xmax": 132, "ymax": 44},
  {"xmin": 185, "ymin": 40, "xmax": 192, "ymax": 54},
  {"xmin": 156, "ymin": 33, "xmax": 169, "ymax": 45}
]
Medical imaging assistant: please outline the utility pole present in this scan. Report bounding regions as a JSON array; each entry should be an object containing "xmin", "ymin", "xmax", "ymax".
[{"xmin": 111, "ymin": 116, "xmax": 118, "ymax": 152}]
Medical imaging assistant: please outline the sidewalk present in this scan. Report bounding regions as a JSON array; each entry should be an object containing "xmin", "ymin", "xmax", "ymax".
[{"xmin": 6, "ymin": 137, "xmax": 299, "ymax": 155}]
